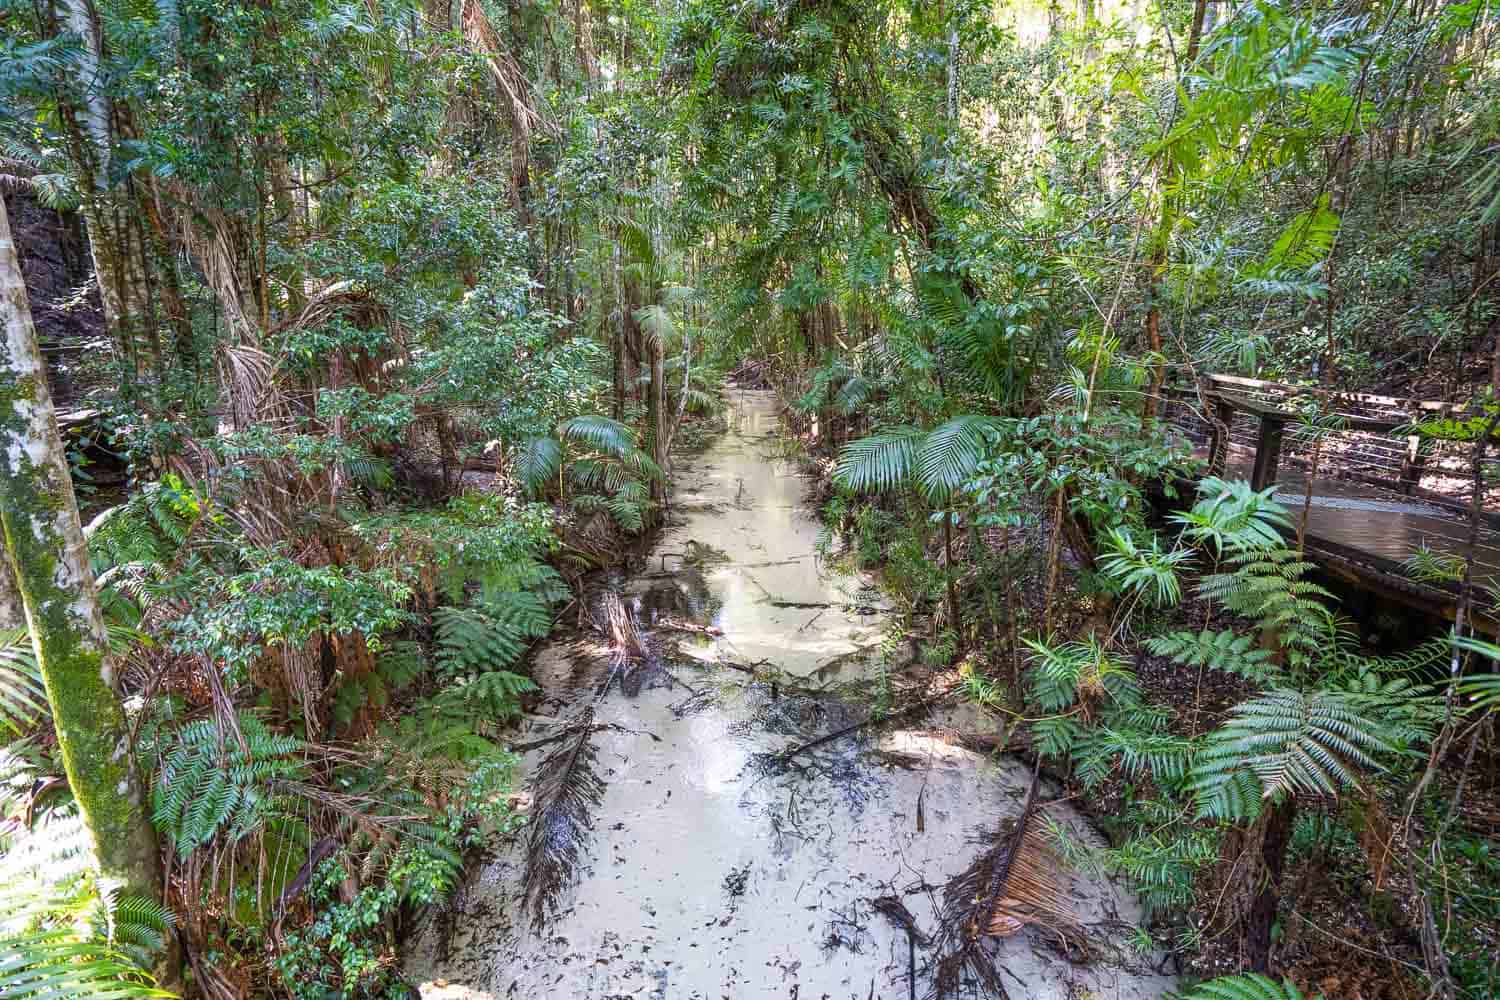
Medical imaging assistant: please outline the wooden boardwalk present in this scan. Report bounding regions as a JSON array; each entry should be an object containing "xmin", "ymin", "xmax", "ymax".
[{"xmin": 1167, "ymin": 376, "xmax": 1500, "ymax": 628}]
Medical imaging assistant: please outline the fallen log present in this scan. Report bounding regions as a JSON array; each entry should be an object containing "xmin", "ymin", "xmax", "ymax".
[{"xmin": 656, "ymin": 617, "xmax": 724, "ymax": 637}]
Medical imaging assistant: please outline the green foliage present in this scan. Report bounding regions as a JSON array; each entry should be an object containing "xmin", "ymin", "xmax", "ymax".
[
  {"xmin": 1197, "ymin": 547, "xmax": 1334, "ymax": 663},
  {"xmin": 1171, "ymin": 478, "xmax": 1292, "ymax": 557},
  {"xmin": 0, "ymin": 627, "xmax": 46, "ymax": 737},
  {"xmin": 1024, "ymin": 635, "xmax": 1141, "ymax": 714},
  {"xmin": 1146, "ymin": 629, "xmax": 1281, "ymax": 684},
  {"xmin": 1190, "ymin": 690, "xmax": 1390, "ymax": 819},
  {"xmin": 147, "ymin": 713, "xmax": 304, "ymax": 853},
  {"xmin": 1174, "ymin": 975, "xmax": 1311, "ymax": 1000},
  {"xmin": 1099, "ymin": 527, "xmax": 1192, "ymax": 608},
  {"xmin": 168, "ymin": 553, "xmax": 412, "ymax": 678},
  {"xmin": 275, "ymin": 856, "xmax": 406, "ymax": 1000}
]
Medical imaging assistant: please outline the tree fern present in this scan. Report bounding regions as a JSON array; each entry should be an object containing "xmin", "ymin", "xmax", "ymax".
[
  {"xmin": 1146, "ymin": 628, "xmax": 1281, "ymax": 683},
  {"xmin": 1451, "ymin": 636, "xmax": 1500, "ymax": 713},
  {"xmin": 1197, "ymin": 548, "xmax": 1333, "ymax": 660},
  {"xmin": 1075, "ymin": 725, "xmax": 1195, "ymax": 788},
  {"xmin": 433, "ymin": 585, "xmax": 553, "ymax": 680},
  {"xmin": 441, "ymin": 670, "xmax": 539, "ymax": 720},
  {"xmin": 1190, "ymin": 690, "xmax": 1389, "ymax": 819}
]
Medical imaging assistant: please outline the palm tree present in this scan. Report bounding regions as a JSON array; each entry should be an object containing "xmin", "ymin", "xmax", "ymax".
[{"xmin": 834, "ymin": 414, "xmax": 998, "ymax": 639}]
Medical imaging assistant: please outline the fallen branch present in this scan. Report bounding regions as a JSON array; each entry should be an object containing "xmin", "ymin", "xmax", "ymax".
[
  {"xmin": 775, "ymin": 685, "xmax": 959, "ymax": 765},
  {"xmin": 657, "ymin": 617, "xmax": 724, "ymax": 637},
  {"xmin": 871, "ymin": 895, "xmax": 928, "ymax": 1000}
]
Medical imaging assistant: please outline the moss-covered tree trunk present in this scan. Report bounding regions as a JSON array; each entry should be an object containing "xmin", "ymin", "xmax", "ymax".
[{"xmin": 0, "ymin": 198, "xmax": 164, "ymax": 904}]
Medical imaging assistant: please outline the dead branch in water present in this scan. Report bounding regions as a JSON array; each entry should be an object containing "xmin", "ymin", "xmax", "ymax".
[
  {"xmin": 774, "ymin": 685, "xmax": 959, "ymax": 765},
  {"xmin": 656, "ymin": 616, "xmax": 723, "ymax": 636},
  {"xmin": 521, "ymin": 706, "xmax": 605, "ymax": 927},
  {"xmin": 601, "ymin": 591, "xmax": 649, "ymax": 661},
  {"xmin": 927, "ymin": 763, "xmax": 1086, "ymax": 1000}
]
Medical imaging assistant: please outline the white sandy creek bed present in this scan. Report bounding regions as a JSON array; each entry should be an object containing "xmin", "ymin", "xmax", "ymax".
[{"xmin": 405, "ymin": 388, "xmax": 1177, "ymax": 1000}]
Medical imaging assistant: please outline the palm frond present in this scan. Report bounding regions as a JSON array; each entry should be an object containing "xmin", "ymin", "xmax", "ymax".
[
  {"xmin": 521, "ymin": 709, "xmax": 605, "ymax": 927},
  {"xmin": 834, "ymin": 427, "xmax": 923, "ymax": 494},
  {"xmin": 0, "ymin": 628, "xmax": 46, "ymax": 736},
  {"xmin": 514, "ymin": 435, "xmax": 563, "ymax": 494},
  {"xmin": 558, "ymin": 415, "xmax": 639, "ymax": 458},
  {"xmin": 928, "ymin": 766, "xmax": 1083, "ymax": 998},
  {"xmin": 914, "ymin": 415, "xmax": 994, "ymax": 501}
]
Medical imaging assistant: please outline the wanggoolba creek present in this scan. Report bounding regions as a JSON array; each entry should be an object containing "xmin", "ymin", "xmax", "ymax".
[{"xmin": 1, "ymin": 1, "xmax": 1498, "ymax": 998}]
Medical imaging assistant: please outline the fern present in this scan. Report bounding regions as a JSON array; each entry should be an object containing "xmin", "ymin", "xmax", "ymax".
[
  {"xmin": 148, "ymin": 713, "xmax": 304, "ymax": 852},
  {"xmin": 1451, "ymin": 636, "xmax": 1500, "ymax": 713},
  {"xmin": 433, "ymin": 585, "xmax": 554, "ymax": 680},
  {"xmin": 1146, "ymin": 628, "xmax": 1281, "ymax": 683},
  {"xmin": 442, "ymin": 670, "xmax": 539, "ymax": 720},
  {"xmin": 1024, "ymin": 636, "xmax": 1141, "ymax": 715},
  {"xmin": 1190, "ymin": 690, "xmax": 1390, "ymax": 819},
  {"xmin": 1075, "ymin": 724, "xmax": 1195, "ymax": 789},
  {"xmin": 0, "ymin": 627, "xmax": 47, "ymax": 736},
  {"xmin": 1174, "ymin": 974, "xmax": 1310, "ymax": 1000},
  {"xmin": 1197, "ymin": 548, "xmax": 1333, "ymax": 661},
  {"xmin": 331, "ymin": 640, "xmax": 426, "ymax": 728}
]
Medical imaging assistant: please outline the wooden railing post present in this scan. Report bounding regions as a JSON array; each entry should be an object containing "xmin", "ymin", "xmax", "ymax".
[
  {"xmin": 1250, "ymin": 415, "xmax": 1286, "ymax": 492},
  {"xmin": 1398, "ymin": 434, "xmax": 1428, "ymax": 495},
  {"xmin": 1207, "ymin": 393, "xmax": 1234, "ymax": 477}
]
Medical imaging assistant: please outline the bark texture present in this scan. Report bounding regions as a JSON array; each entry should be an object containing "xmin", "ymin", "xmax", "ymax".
[{"xmin": 0, "ymin": 199, "xmax": 163, "ymax": 903}]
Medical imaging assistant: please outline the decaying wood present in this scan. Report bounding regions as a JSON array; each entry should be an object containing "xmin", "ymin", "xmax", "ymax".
[
  {"xmin": 775, "ymin": 686, "xmax": 958, "ymax": 766},
  {"xmin": 872, "ymin": 894, "xmax": 928, "ymax": 1000}
]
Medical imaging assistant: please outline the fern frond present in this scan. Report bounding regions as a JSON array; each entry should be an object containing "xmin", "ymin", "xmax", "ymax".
[
  {"xmin": 1146, "ymin": 629, "xmax": 1281, "ymax": 684},
  {"xmin": 1190, "ymin": 690, "xmax": 1389, "ymax": 818},
  {"xmin": 1174, "ymin": 973, "xmax": 1309, "ymax": 1000}
]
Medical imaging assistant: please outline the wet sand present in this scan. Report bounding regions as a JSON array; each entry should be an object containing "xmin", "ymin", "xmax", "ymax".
[{"xmin": 406, "ymin": 388, "xmax": 1176, "ymax": 999}]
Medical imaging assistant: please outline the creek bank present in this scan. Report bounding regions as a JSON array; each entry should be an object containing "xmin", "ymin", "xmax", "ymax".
[{"xmin": 405, "ymin": 387, "xmax": 1176, "ymax": 999}]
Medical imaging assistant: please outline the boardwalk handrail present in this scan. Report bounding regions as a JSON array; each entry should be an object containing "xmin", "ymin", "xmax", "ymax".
[
  {"xmin": 1167, "ymin": 374, "xmax": 1476, "ymax": 497},
  {"xmin": 1200, "ymin": 373, "xmax": 1462, "ymax": 416}
]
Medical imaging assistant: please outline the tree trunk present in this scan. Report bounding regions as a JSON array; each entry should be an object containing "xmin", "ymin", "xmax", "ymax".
[
  {"xmin": 943, "ymin": 508, "xmax": 962, "ymax": 644},
  {"xmin": 1243, "ymin": 795, "xmax": 1297, "ymax": 973},
  {"xmin": 648, "ymin": 332, "xmax": 668, "ymax": 510},
  {"xmin": 59, "ymin": 0, "xmax": 155, "ymax": 377},
  {"xmin": 0, "ymin": 198, "xmax": 166, "ymax": 921}
]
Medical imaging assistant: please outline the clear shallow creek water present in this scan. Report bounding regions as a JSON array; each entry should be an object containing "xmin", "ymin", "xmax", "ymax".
[{"xmin": 406, "ymin": 388, "xmax": 1177, "ymax": 1000}]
